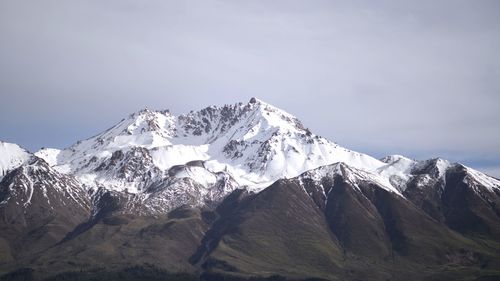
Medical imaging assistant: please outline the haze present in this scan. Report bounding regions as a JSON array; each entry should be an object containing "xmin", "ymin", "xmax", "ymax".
[{"xmin": 0, "ymin": 0, "xmax": 499, "ymax": 176}]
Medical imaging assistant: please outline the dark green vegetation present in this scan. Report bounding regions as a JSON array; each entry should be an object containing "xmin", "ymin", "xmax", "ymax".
[{"xmin": 1, "ymin": 162, "xmax": 500, "ymax": 281}]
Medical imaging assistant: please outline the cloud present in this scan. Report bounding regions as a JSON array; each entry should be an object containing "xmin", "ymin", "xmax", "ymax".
[{"xmin": 0, "ymin": 0, "xmax": 499, "ymax": 175}]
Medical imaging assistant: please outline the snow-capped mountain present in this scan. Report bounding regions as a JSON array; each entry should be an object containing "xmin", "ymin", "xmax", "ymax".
[
  {"xmin": 1, "ymin": 98, "xmax": 500, "ymax": 280},
  {"xmin": 0, "ymin": 157, "xmax": 89, "ymax": 210},
  {"xmin": 0, "ymin": 157, "xmax": 91, "ymax": 261},
  {"xmin": 0, "ymin": 141, "xmax": 31, "ymax": 180},
  {"xmin": 2, "ymin": 98, "xmax": 499, "ymax": 216},
  {"xmin": 28, "ymin": 98, "xmax": 386, "ymax": 212}
]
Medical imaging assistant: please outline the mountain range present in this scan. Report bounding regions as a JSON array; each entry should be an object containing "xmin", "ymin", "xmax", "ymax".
[{"xmin": 1, "ymin": 98, "xmax": 499, "ymax": 281}]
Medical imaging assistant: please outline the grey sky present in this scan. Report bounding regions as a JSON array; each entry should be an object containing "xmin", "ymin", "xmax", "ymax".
[{"xmin": 1, "ymin": 0, "xmax": 499, "ymax": 176}]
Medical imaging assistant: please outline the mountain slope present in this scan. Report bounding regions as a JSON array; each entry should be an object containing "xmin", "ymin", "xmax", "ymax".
[
  {"xmin": 32, "ymin": 99, "xmax": 498, "ymax": 215},
  {"xmin": 0, "ymin": 99, "xmax": 499, "ymax": 281},
  {"xmin": 193, "ymin": 181, "xmax": 344, "ymax": 280},
  {"xmin": 197, "ymin": 163, "xmax": 500, "ymax": 281},
  {"xmin": 0, "ymin": 157, "xmax": 91, "ymax": 264},
  {"xmin": 36, "ymin": 99, "xmax": 385, "ymax": 194}
]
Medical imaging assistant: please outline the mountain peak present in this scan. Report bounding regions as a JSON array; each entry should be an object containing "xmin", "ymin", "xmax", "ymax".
[
  {"xmin": 380, "ymin": 154, "xmax": 414, "ymax": 164},
  {"xmin": 135, "ymin": 107, "xmax": 152, "ymax": 114},
  {"xmin": 247, "ymin": 97, "xmax": 271, "ymax": 107},
  {"xmin": 0, "ymin": 141, "xmax": 32, "ymax": 179},
  {"xmin": 35, "ymin": 98, "xmax": 498, "ymax": 203},
  {"xmin": 95, "ymin": 99, "xmax": 305, "ymax": 146},
  {"xmin": 37, "ymin": 99, "xmax": 383, "ymax": 195},
  {"xmin": 244, "ymin": 99, "xmax": 308, "ymax": 133}
]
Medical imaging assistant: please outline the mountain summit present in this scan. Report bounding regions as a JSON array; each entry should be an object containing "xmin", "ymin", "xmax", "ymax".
[
  {"xmin": 35, "ymin": 98, "xmax": 385, "ymax": 196},
  {"xmin": 1, "ymin": 99, "xmax": 499, "ymax": 281}
]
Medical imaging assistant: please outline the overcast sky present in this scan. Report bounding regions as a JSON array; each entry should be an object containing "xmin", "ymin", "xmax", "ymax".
[{"xmin": 0, "ymin": 0, "xmax": 499, "ymax": 176}]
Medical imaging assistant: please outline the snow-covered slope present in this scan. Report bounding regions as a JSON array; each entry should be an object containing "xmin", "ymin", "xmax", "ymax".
[
  {"xmin": 0, "ymin": 157, "xmax": 90, "ymax": 210},
  {"xmin": 377, "ymin": 155, "xmax": 500, "ymax": 194},
  {"xmin": 37, "ymin": 98, "xmax": 385, "ymax": 195},
  {"xmin": 0, "ymin": 141, "xmax": 32, "ymax": 180},
  {"xmin": 25, "ymin": 98, "xmax": 498, "ymax": 214},
  {"xmin": 34, "ymin": 148, "xmax": 61, "ymax": 167},
  {"xmin": 299, "ymin": 162, "xmax": 403, "ymax": 196}
]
